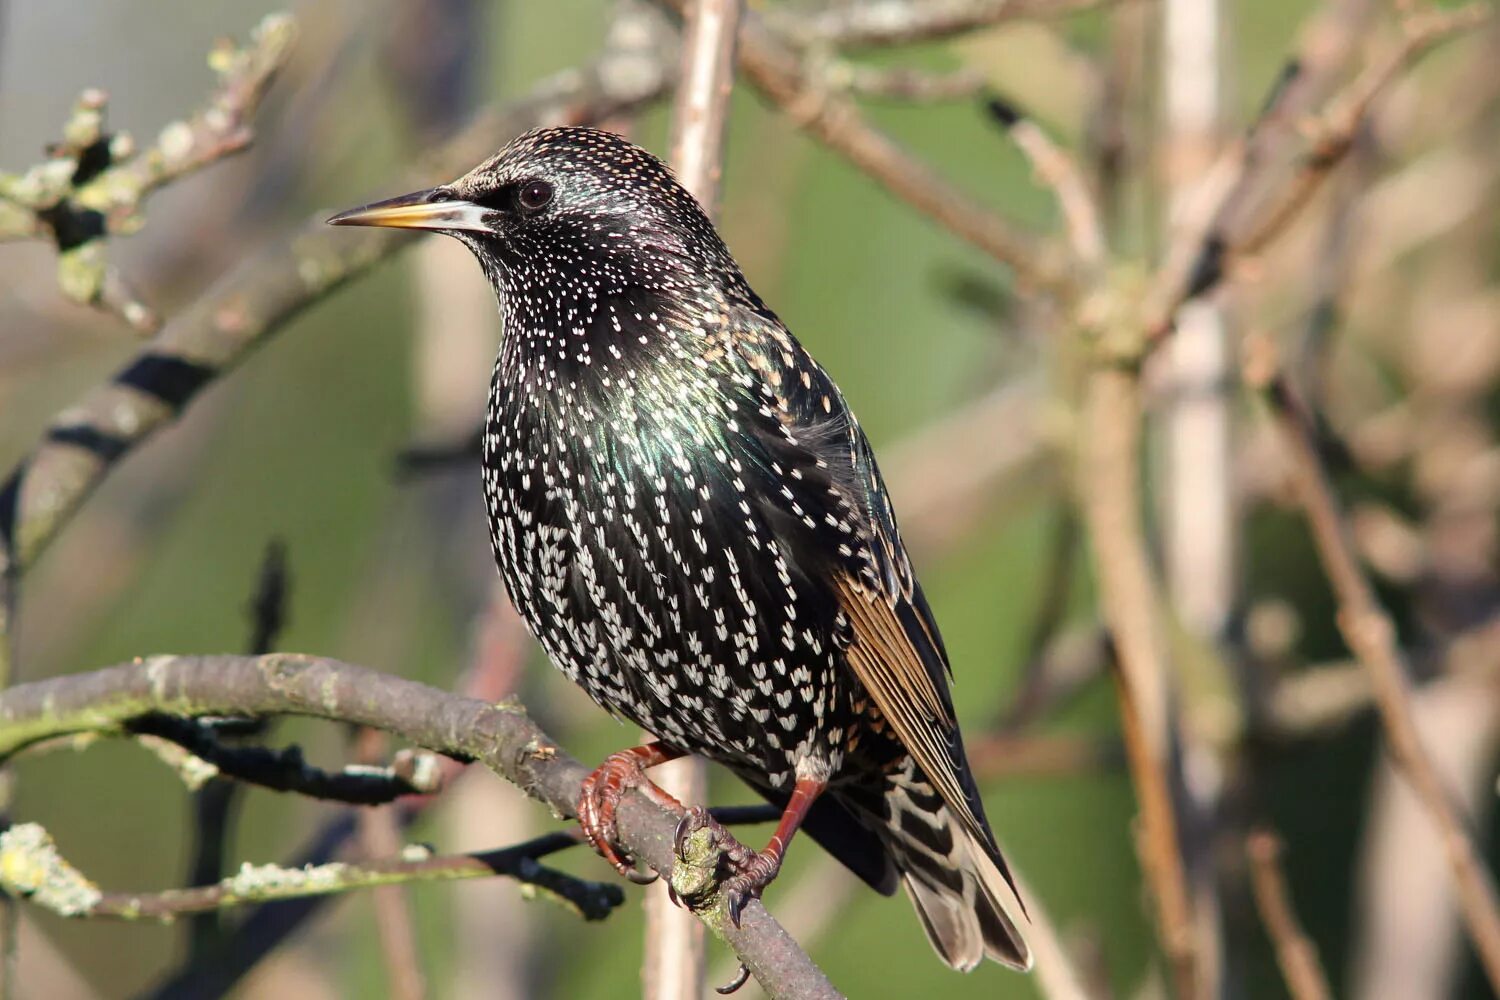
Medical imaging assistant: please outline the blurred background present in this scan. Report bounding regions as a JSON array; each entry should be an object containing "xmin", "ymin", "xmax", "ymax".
[{"xmin": 1, "ymin": 0, "xmax": 1498, "ymax": 997}]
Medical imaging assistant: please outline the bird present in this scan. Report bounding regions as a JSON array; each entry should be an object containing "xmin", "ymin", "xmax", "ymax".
[{"xmin": 329, "ymin": 126, "xmax": 1031, "ymax": 972}]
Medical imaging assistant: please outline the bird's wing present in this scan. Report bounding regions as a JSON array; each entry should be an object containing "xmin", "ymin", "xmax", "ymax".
[{"xmin": 725, "ymin": 309, "xmax": 997, "ymax": 854}]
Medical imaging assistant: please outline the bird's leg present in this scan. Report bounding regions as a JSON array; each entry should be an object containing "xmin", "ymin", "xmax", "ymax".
[
  {"xmin": 577, "ymin": 742, "xmax": 687, "ymax": 882},
  {"xmin": 674, "ymin": 776, "xmax": 826, "ymax": 925}
]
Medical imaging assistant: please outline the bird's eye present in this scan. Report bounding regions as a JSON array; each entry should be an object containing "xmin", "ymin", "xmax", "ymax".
[{"xmin": 516, "ymin": 179, "xmax": 554, "ymax": 213}]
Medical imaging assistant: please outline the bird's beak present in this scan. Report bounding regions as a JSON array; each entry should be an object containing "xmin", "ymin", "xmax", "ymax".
[{"xmin": 326, "ymin": 188, "xmax": 492, "ymax": 233}]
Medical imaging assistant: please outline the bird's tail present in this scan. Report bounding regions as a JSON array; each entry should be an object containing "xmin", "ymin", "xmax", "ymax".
[{"xmin": 872, "ymin": 762, "xmax": 1032, "ymax": 972}]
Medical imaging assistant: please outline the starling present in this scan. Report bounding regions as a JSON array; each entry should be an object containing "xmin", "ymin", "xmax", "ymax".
[{"xmin": 330, "ymin": 127, "xmax": 1030, "ymax": 972}]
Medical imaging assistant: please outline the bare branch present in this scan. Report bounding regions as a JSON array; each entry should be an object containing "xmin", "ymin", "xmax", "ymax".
[
  {"xmin": 0, "ymin": 14, "xmax": 298, "ymax": 330},
  {"xmin": 1080, "ymin": 371, "xmax": 1199, "ymax": 999},
  {"xmin": 1246, "ymin": 830, "xmax": 1332, "ymax": 1000},
  {"xmin": 985, "ymin": 98, "xmax": 1107, "ymax": 270},
  {"xmin": 0, "ymin": 822, "xmax": 623, "ymax": 924},
  {"xmin": 658, "ymin": 0, "xmax": 1074, "ymax": 298},
  {"xmin": 0, "ymin": 655, "xmax": 844, "ymax": 1000},
  {"xmin": 767, "ymin": 0, "xmax": 1135, "ymax": 48},
  {"xmin": 1259, "ymin": 371, "xmax": 1500, "ymax": 994},
  {"xmin": 0, "ymin": 18, "xmax": 676, "ymax": 690},
  {"xmin": 1144, "ymin": 1, "xmax": 1491, "ymax": 340},
  {"xmin": 127, "ymin": 713, "xmax": 444, "ymax": 804}
]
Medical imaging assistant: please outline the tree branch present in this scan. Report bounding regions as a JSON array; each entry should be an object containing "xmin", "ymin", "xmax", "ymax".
[
  {"xmin": 0, "ymin": 16, "xmax": 675, "ymax": 687},
  {"xmin": 127, "ymin": 713, "xmax": 444, "ymax": 804},
  {"xmin": 0, "ymin": 13, "xmax": 297, "ymax": 332},
  {"xmin": 1143, "ymin": 1, "xmax": 1491, "ymax": 340},
  {"xmin": 767, "ymin": 0, "xmax": 1134, "ymax": 48},
  {"xmin": 1259, "ymin": 371, "xmax": 1500, "ymax": 994},
  {"xmin": 0, "ymin": 822, "xmax": 623, "ymax": 924},
  {"xmin": 0, "ymin": 655, "xmax": 844, "ymax": 1000},
  {"xmin": 1245, "ymin": 830, "xmax": 1331, "ymax": 1000},
  {"xmin": 657, "ymin": 0, "xmax": 1074, "ymax": 298}
]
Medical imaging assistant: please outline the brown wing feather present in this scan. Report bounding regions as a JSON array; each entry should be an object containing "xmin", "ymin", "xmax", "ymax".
[{"xmin": 833, "ymin": 573, "xmax": 990, "ymax": 841}]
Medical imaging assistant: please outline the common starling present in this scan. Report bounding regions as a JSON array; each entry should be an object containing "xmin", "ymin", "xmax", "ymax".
[{"xmin": 330, "ymin": 127, "xmax": 1030, "ymax": 972}]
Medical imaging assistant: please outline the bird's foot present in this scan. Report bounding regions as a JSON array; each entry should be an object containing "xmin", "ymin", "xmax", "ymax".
[
  {"xmin": 577, "ymin": 746, "xmax": 683, "ymax": 884},
  {"xmin": 673, "ymin": 807, "xmax": 784, "ymax": 926}
]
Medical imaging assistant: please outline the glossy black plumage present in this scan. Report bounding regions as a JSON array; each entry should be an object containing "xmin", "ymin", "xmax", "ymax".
[{"xmin": 330, "ymin": 127, "xmax": 1030, "ymax": 972}]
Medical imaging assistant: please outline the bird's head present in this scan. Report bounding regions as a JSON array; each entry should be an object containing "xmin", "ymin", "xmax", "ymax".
[{"xmin": 329, "ymin": 127, "xmax": 743, "ymax": 299}]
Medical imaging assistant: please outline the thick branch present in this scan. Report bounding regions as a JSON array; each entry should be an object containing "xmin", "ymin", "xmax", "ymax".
[{"xmin": 0, "ymin": 655, "xmax": 842, "ymax": 1000}]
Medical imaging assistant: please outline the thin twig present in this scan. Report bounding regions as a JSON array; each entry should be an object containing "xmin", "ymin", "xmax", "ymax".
[
  {"xmin": 768, "ymin": 0, "xmax": 1134, "ymax": 48},
  {"xmin": 1259, "ymin": 371, "xmax": 1500, "ymax": 994},
  {"xmin": 0, "ymin": 655, "xmax": 845, "ymax": 1000},
  {"xmin": 127, "ymin": 714, "xmax": 444, "ymax": 804},
  {"xmin": 985, "ymin": 97, "xmax": 1107, "ymax": 271},
  {"xmin": 357, "ymin": 731, "xmax": 428, "ymax": 1000},
  {"xmin": 1245, "ymin": 830, "xmax": 1332, "ymax": 1000},
  {"xmin": 0, "ymin": 15, "xmax": 297, "ymax": 330},
  {"xmin": 659, "ymin": 0, "xmax": 1073, "ymax": 298},
  {"xmin": 1081, "ymin": 371, "xmax": 1199, "ymax": 999},
  {"xmin": 1143, "ymin": 0, "xmax": 1491, "ymax": 340},
  {"xmin": 0, "ymin": 17, "xmax": 675, "ymax": 675},
  {"xmin": 0, "ymin": 822, "xmax": 623, "ymax": 924}
]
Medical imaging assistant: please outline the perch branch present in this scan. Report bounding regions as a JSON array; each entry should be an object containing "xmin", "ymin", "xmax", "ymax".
[
  {"xmin": 0, "ymin": 14, "xmax": 297, "ymax": 331},
  {"xmin": 0, "ymin": 655, "xmax": 843, "ymax": 1000}
]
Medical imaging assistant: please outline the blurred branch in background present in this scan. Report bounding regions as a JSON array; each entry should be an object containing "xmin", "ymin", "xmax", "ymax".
[
  {"xmin": 0, "ymin": 13, "xmax": 296, "ymax": 334},
  {"xmin": 1245, "ymin": 830, "xmax": 1331, "ymax": 1000}
]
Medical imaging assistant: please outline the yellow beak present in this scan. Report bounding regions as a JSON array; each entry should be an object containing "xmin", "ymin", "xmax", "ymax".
[{"xmin": 327, "ymin": 189, "xmax": 492, "ymax": 233}]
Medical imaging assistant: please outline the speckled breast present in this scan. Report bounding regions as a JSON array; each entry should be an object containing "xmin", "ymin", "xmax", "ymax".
[{"xmin": 481, "ymin": 334, "xmax": 861, "ymax": 789}]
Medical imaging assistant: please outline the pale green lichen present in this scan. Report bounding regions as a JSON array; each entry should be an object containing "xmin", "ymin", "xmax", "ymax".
[
  {"xmin": 226, "ymin": 860, "xmax": 352, "ymax": 900},
  {"xmin": 667, "ymin": 826, "xmax": 721, "ymax": 916},
  {"xmin": 0, "ymin": 823, "xmax": 103, "ymax": 917},
  {"xmin": 135, "ymin": 734, "xmax": 220, "ymax": 790},
  {"xmin": 56, "ymin": 244, "xmax": 107, "ymax": 304}
]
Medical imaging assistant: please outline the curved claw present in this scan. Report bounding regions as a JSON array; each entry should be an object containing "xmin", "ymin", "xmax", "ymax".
[
  {"xmin": 624, "ymin": 867, "xmax": 659, "ymax": 885},
  {"xmin": 716, "ymin": 963, "xmax": 751, "ymax": 995}
]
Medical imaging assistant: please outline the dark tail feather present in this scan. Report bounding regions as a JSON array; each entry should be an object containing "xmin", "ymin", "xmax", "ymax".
[{"xmin": 875, "ymin": 763, "xmax": 1031, "ymax": 971}]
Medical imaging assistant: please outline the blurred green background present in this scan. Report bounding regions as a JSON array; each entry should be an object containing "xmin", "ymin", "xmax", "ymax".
[{"xmin": 1, "ymin": 1, "xmax": 1493, "ymax": 998}]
